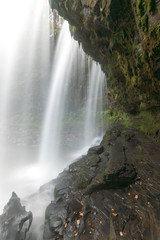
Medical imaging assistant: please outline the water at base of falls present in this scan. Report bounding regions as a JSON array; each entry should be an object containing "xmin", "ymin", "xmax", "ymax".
[{"xmin": 0, "ymin": 0, "xmax": 106, "ymax": 217}]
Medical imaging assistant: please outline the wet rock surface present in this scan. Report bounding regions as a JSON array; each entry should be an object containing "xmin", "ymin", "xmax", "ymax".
[
  {"xmin": 0, "ymin": 192, "xmax": 33, "ymax": 240},
  {"xmin": 44, "ymin": 125, "xmax": 160, "ymax": 239}
]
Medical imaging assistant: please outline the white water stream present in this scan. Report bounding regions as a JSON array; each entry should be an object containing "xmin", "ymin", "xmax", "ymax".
[
  {"xmin": 84, "ymin": 61, "xmax": 105, "ymax": 147},
  {"xmin": 39, "ymin": 21, "xmax": 77, "ymax": 168},
  {"xmin": 39, "ymin": 21, "xmax": 106, "ymax": 174},
  {"xmin": 0, "ymin": 0, "xmax": 50, "ymax": 212},
  {"xmin": 0, "ymin": 0, "xmax": 106, "ymax": 216}
]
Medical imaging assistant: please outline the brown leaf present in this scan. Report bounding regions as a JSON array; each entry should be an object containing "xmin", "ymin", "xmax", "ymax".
[
  {"xmin": 80, "ymin": 201, "xmax": 84, "ymax": 206},
  {"xmin": 112, "ymin": 213, "xmax": 118, "ymax": 217},
  {"xmin": 80, "ymin": 211, "xmax": 84, "ymax": 216}
]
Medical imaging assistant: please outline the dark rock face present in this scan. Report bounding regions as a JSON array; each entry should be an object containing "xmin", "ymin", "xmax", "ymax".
[
  {"xmin": 50, "ymin": 0, "xmax": 160, "ymax": 114},
  {"xmin": 88, "ymin": 145, "xmax": 104, "ymax": 155},
  {"xmin": 44, "ymin": 125, "xmax": 160, "ymax": 239},
  {"xmin": 0, "ymin": 192, "xmax": 33, "ymax": 240}
]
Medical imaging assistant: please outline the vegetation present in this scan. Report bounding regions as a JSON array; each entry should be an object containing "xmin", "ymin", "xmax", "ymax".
[
  {"xmin": 103, "ymin": 109, "xmax": 160, "ymax": 142},
  {"xmin": 103, "ymin": 110, "xmax": 133, "ymax": 128}
]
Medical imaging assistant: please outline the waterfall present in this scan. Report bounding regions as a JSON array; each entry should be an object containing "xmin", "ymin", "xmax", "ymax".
[
  {"xmin": 0, "ymin": 1, "xmax": 106, "ymax": 214},
  {"xmin": 39, "ymin": 21, "xmax": 77, "ymax": 168},
  {"xmin": 84, "ymin": 61, "xmax": 106, "ymax": 147},
  {"xmin": 0, "ymin": 0, "xmax": 50, "ymax": 211},
  {"xmin": 39, "ymin": 21, "xmax": 106, "ymax": 175}
]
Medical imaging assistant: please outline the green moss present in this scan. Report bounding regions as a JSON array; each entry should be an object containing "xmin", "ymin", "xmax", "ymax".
[
  {"xmin": 104, "ymin": 109, "xmax": 160, "ymax": 142},
  {"xmin": 104, "ymin": 167, "xmax": 109, "ymax": 176},
  {"xmin": 64, "ymin": 0, "xmax": 68, "ymax": 11},
  {"xmin": 80, "ymin": 9, "xmax": 84, "ymax": 16},
  {"xmin": 136, "ymin": 0, "xmax": 145, "ymax": 17},
  {"xmin": 150, "ymin": 23, "xmax": 160, "ymax": 40},
  {"xmin": 139, "ymin": 102, "xmax": 147, "ymax": 111},
  {"xmin": 137, "ymin": 145, "xmax": 142, "ymax": 152},
  {"xmin": 131, "ymin": 76, "xmax": 136, "ymax": 86},
  {"xmin": 146, "ymin": 0, "xmax": 157, "ymax": 14},
  {"xmin": 105, "ymin": 110, "xmax": 133, "ymax": 128},
  {"xmin": 73, "ymin": 0, "xmax": 77, "ymax": 9},
  {"xmin": 141, "ymin": 13, "xmax": 148, "ymax": 32},
  {"xmin": 70, "ymin": 25, "xmax": 77, "ymax": 36},
  {"xmin": 136, "ymin": 0, "xmax": 156, "ymax": 20},
  {"xmin": 137, "ymin": 111, "xmax": 160, "ymax": 138}
]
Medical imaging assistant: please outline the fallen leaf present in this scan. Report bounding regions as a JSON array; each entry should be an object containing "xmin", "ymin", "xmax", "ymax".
[
  {"xmin": 80, "ymin": 211, "xmax": 84, "ymax": 216},
  {"xmin": 75, "ymin": 232, "xmax": 78, "ymax": 236},
  {"xmin": 112, "ymin": 213, "xmax": 118, "ymax": 217},
  {"xmin": 77, "ymin": 219, "xmax": 80, "ymax": 225},
  {"xmin": 80, "ymin": 201, "xmax": 84, "ymax": 206}
]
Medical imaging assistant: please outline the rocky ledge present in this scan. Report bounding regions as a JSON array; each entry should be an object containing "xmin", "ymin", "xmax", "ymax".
[
  {"xmin": 50, "ymin": 0, "xmax": 160, "ymax": 113},
  {"xmin": 44, "ymin": 124, "xmax": 160, "ymax": 240},
  {"xmin": 0, "ymin": 192, "xmax": 33, "ymax": 240}
]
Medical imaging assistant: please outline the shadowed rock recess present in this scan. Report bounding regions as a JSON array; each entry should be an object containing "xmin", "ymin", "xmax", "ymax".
[{"xmin": 50, "ymin": 0, "xmax": 160, "ymax": 114}]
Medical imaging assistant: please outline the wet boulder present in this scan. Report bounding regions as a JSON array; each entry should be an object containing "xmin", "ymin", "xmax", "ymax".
[{"xmin": 88, "ymin": 145, "xmax": 104, "ymax": 155}]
